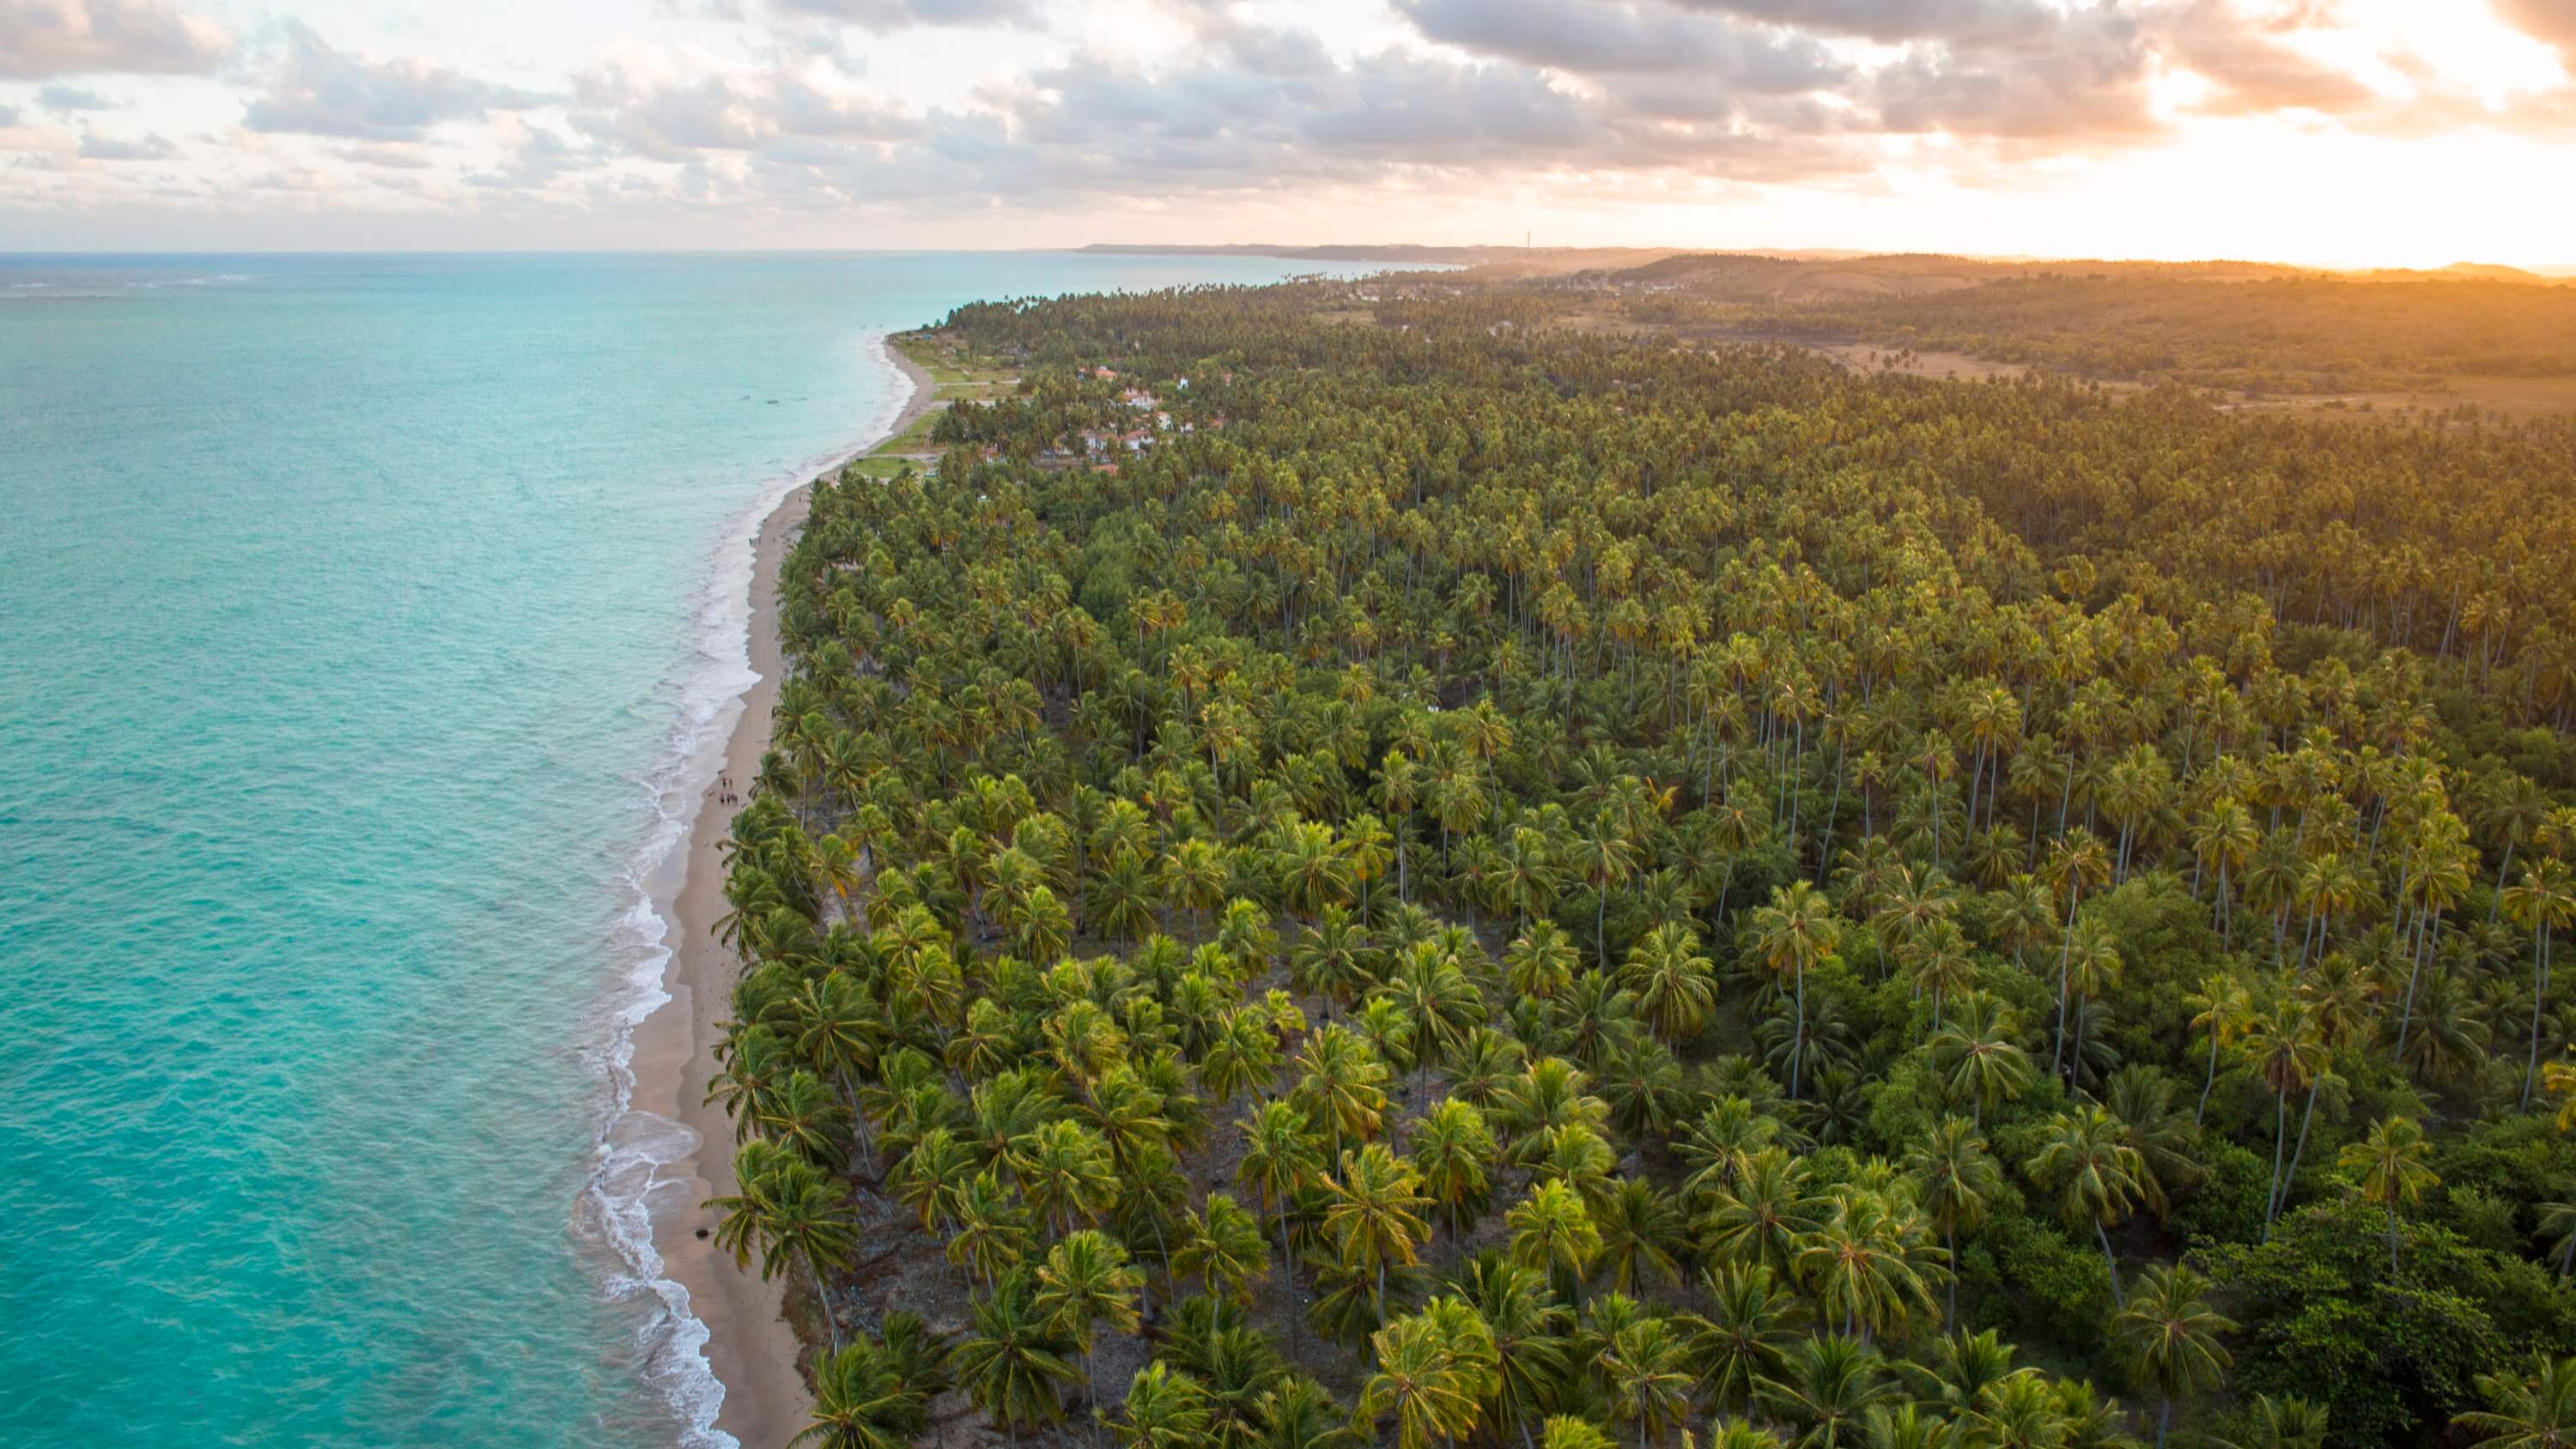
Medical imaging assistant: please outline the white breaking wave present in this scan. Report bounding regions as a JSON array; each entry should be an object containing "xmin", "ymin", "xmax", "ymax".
[{"xmin": 575, "ymin": 330, "xmax": 914, "ymax": 1448}]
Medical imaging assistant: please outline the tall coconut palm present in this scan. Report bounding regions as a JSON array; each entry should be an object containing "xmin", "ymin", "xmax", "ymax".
[
  {"xmin": 2042, "ymin": 828, "xmax": 2112, "ymax": 1077},
  {"xmin": 1507, "ymin": 921, "xmax": 1583, "ymax": 1003},
  {"xmin": 1238, "ymin": 1100, "xmax": 1324, "ymax": 1254},
  {"xmin": 2504, "ymin": 859, "xmax": 2576, "ymax": 1110},
  {"xmin": 1756, "ymin": 1333, "xmax": 1895, "ymax": 1449},
  {"xmin": 2246, "ymin": 1394, "xmax": 2329, "ymax": 1449},
  {"xmin": 1748, "ymin": 881, "xmax": 1844, "ymax": 1098},
  {"xmin": 2456, "ymin": 1354, "xmax": 2576, "ymax": 1448},
  {"xmin": 1601, "ymin": 1313, "xmax": 1698, "ymax": 1449},
  {"xmin": 1594, "ymin": 1177, "xmax": 1687, "ymax": 1295},
  {"xmin": 2339, "ymin": 1113, "xmax": 2439, "ymax": 1275},
  {"xmin": 1175, "ymin": 1193, "xmax": 1273, "ymax": 1306},
  {"xmin": 2184, "ymin": 972, "xmax": 2253, "ymax": 1126},
  {"xmin": 1409, "ymin": 1098, "xmax": 1499, "ymax": 1248},
  {"xmin": 1507, "ymin": 1178, "xmax": 1601, "ymax": 1303},
  {"xmin": 953, "ymin": 1267, "xmax": 1081, "ymax": 1444},
  {"xmin": 947, "ymin": 1169, "xmax": 1033, "ymax": 1291},
  {"xmin": 1692, "ymin": 1262, "xmax": 1803, "ymax": 1416},
  {"xmin": 794, "ymin": 1331, "xmax": 933, "ymax": 1449},
  {"xmin": 2241, "ymin": 995, "xmax": 2330, "ymax": 1235},
  {"xmin": 1033, "ymin": 1229, "xmax": 1145, "ymax": 1430},
  {"xmin": 1009, "ymin": 1118, "xmax": 1119, "ymax": 1238},
  {"xmin": 1359, "ymin": 1300, "xmax": 1498, "ymax": 1449},
  {"xmin": 1929, "ymin": 993, "xmax": 2032, "ymax": 1129},
  {"xmin": 708, "ymin": 1139, "xmax": 857, "ymax": 1349},
  {"xmin": 1110, "ymin": 1361, "xmax": 1214, "ymax": 1449},
  {"xmin": 2112, "ymin": 1264, "xmax": 2233, "ymax": 1447},
  {"xmin": 1703, "ymin": 1148, "xmax": 1824, "ymax": 1283},
  {"xmin": 1323, "ymin": 1143, "xmax": 1433, "ymax": 1324},
  {"xmin": 1906, "ymin": 1117, "xmax": 2002, "ymax": 1328},
  {"xmin": 1452, "ymin": 1252, "xmax": 1571, "ymax": 1445},
  {"xmin": 1293, "ymin": 1024, "xmax": 1392, "ymax": 1163},
  {"xmin": 1621, "ymin": 922, "xmax": 1719, "ymax": 1045},
  {"xmin": 2025, "ymin": 1104, "xmax": 2148, "ymax": 1308},
  {"xmin": 1794, "ymin": 1189, "xmax": 1943, "ymax": 1341}
]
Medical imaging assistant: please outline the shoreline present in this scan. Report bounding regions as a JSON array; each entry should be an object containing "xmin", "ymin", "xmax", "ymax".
[{"xmin": 631, "ymin": 334, "xmax": 938, "ymax": 1449}]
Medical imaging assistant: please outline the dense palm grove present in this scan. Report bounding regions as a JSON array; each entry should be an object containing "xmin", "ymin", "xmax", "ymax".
[{"xmin": 709, "ymin": 276, "xmax": 2576, "ymax": 1449}]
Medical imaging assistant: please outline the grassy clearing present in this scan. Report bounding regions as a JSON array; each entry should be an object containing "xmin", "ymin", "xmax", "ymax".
[{"xmin": 838, "ymin": 330, "xmax": 1024, "ymax": 480}]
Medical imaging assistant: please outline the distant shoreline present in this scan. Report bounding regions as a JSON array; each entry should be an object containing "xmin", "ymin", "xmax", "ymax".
[{"xmin": 636, "ymin": 333, "xmax": 936, "ymax": 1449}]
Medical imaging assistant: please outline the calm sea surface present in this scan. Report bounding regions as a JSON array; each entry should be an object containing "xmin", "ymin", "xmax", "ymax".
[{"xmin": 0, "ymin": 252, "xmax": 1387, "ymax": 1447}]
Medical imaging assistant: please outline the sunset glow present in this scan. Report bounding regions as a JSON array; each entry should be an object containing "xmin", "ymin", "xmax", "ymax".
[{"xmin": 5, "ymin": 0, "xmax": 2574, "ymax": 264}]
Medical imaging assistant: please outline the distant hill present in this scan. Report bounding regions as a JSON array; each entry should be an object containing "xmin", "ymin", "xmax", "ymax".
[{"xmin": 1076, "ymin": 244, "xmax": 1692, "ymax": 277}]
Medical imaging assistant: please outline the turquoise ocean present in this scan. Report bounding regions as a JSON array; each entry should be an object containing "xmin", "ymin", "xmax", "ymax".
[{"xmin": 0, "ymin": 252, "xmax": 1388, "ymax": 1448}]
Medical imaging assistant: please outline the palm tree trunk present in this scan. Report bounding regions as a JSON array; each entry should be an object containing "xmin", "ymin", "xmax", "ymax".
[
  {"xmin": 2265, "ymin": 1088, "xmax": 2289, "ymax": 1239},
  {"xmin": 2094, "ymin": 1220, "xmax": 2123, "ymax": 1308},
  {"xmin": 2524, "ymin": 925, "xmax": 2552, "ymax": 1111},
  {"xmin": 1946, "ymin": 1221, "xmax": 1959, "ymax": 1328},
  {"xmin": 1791, "ymin": 962, "xmax": 1807, "ymax": 1100},
  {"xmin": 2196, "ymin": 1031, "xmax": 2221, "ymax": 1125},
  {"xmin": 2273, "ymin": 1079, "xmax": 2323, "ymax": 1223},
  {"xmin": 805, "ymin": 1247, "xmax": 843, "ymax": 1351}
]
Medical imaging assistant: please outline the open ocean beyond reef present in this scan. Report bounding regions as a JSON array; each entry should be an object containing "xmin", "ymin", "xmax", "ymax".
[{"xmin": 0, "ymin": 251, "xmax": 1390, "ymax": 1448}]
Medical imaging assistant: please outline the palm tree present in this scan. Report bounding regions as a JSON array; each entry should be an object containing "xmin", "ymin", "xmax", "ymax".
[
  {"xmin": 708, "ymin": 1139, "xmax": 857, "ymax": 1349},
  {"xmin": 1703, "ymin": 1148, "xmax": 1823, "ymax": 1282},
  {"xmin": 1906, "ymin": 1117, "xmax": 2002, "ymax": 1327},
  {"xmin": 1113, "ymin": 1361, "xmax": 1215, "ymax": 1449},
  {"xmin": 1793, "ymin": 1189, "xmax": 1942, "ymax": 1340},
  {"xmin": 2242, "ymin": 995, "xmax": 2329, "ymax": 1234},
  {"xmin": 1756, "ymin": 1333, "xmax": 1894, "ymax": 1449},
  {"xmin": 1011, "ymin": 1118, "xmax": 1120, "ymax": 1238},
  {"xmin": 1507, "ymin": 1178, "xmax": 1601, "ymax": 1303},
  {"xmin": 1255, "ymin": 1375, "xmax": 1364, "ymax": 1449},
  {"xmin": 1540, "ymin": 1419, "xmax": 1618, "ymax": 1449},
  {"xmin": 1409, "ymin": 1098, "xmax": 1499, "ymax": 1248},
  {"xmin": 2025, "ymin": 1104, "xmax": 2148, "ymax": 1308},
  {"xmin": 1323, "ymin": 1143, "xmax": 1433, "ymax": 1323},
  {"xmin": 1929, "ymin": 993, "xmax": 2032, "ymax": 1128},
  {"xmin": 2111, "ymin": 1264, "xmax": 2233, "ymax": 1447},
  {"xmin": 954, "ymin": 1270, "xmax": 1080, "ymax": 1445},
  {"xmin": 2338, "ymin": 1113, "xmax": 2439, "ymax": 1275},
  {"xmin": 1507, "ymin": 921, "xmax": 1583, "ymax": 1002},
  {"xmin": 1360, "ymin": 1301, "xmax": 1498, "ymax": 1449},
  {"xmin": 947, "ymin": 1169, "xmax": 1033, "ymax": 1291},
  {"xmin": 2504, "ymin": 859, "xmax": 2576, "ymax": 1110},
  {"xmin": 1594, "ymin": 1177, "xmax": 1686, "ymax": 1294},
  {"xmin": 2245, "ymin": 1394, "xmax": 2329, "ymax": 1449},
  {"xmin": 893, "ymin": 1127, "xmax": 976, "ymax": 1235},
  {"xmin": 2456, "ymin": 1355, "xmax": 2576, "ymax": 1448},
  {"xmin": 1748, "ymin": 881, "xmax": 1844, "ymax": 1097},
  {"xmin": 1621, "ymin": 922, "xmax": 1718, "ymax": 1044},
  {"xmin": 1453, "ymin": 1252, "xmax": 1571, "ymax": 1444},
  {"xmin": 1238, "ymin": 1100, "xmax": 1325, "ymax": 1259},
  {"xmin": 1033, "ymin": 1229, "xmax": 1145, "ymax": 1430},
  {"xmin": 1601, "ymin": 1313, "xmax": 1698, "ymax": 1449},
  {"xmin": 1693, "ymin": 1263, "xmax": 1803, "ymax": 1416},
  {"xmin": 1294, "ymin": 1024, "xmax": 1391, "ymax": 1162},
  {"xmin": 2042, "ymin": 828, "xmax": 2111, "ymax": 1076},
  {"xmin": 1200, "ymin": 1008, "xmax": 1284, "ymax": 1110},
  {"xmin": 1176, "ymin": 1193, "xmax": 1273, "ymax": 1305},
  {"xmin": 2184, "ymin": 972, "xmax": 2253, "ymax": 1126},
  {"xmin": 795, "ymin": 1331, "xmax": 933, "ymax": 1449},
  {"xmin": 1577, "ymin": 812, "xmax": 1643, "ymax": 970}
]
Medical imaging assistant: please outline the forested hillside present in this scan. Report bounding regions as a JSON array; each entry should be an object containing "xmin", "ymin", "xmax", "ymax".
[{"xmin": 710, "ymin": 277, "xmax": 2576, "ymax": 1449}]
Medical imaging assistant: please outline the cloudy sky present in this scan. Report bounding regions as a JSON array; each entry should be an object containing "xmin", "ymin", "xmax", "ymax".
[{"xmin": 6, "ymin": 0, "xmax": 2575, "ymax": 263}]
